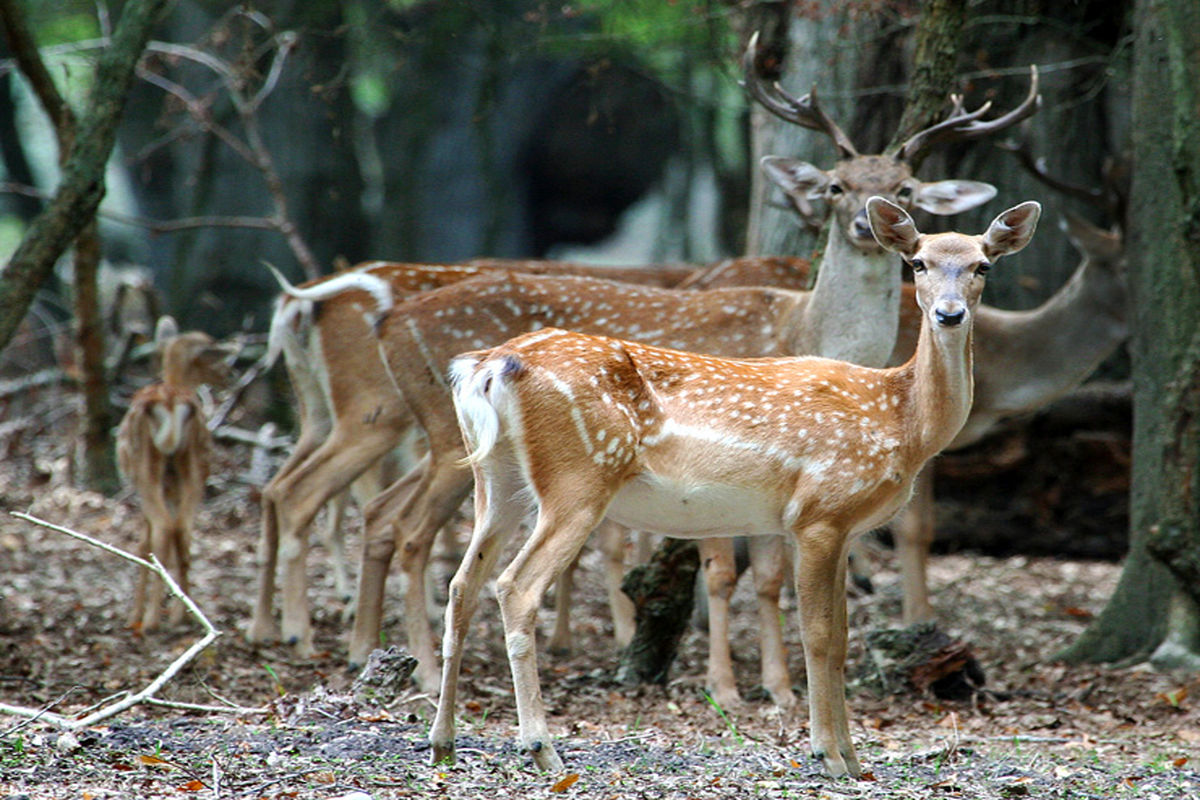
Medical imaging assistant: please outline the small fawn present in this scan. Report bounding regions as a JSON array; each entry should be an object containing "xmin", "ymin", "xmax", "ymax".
[
  {"xmin": 431, "ymin": 197, "xmax": 1041, "ymax": 777},
  {"xmin": 117, "ymin": 317, "xmax": 229, "ymax": 631}
]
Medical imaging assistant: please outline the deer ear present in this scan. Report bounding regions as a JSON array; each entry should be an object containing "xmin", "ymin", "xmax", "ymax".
[
  {"xmin": 867, "ymin": 196, "xmax": 920, "ymax": 258},
  {"xmin": 154, "ymin": 315, "xmax": 179, "ymax": 347},
  {"xmin": 911, "ymin": 180, "xmax": 997, "ymax": 215},
  {"xmin": 983, "ymin": 201, "xmax": 1041, "ymax": 258},
  {"xmin": 761, "ymin": 156, "xmax": 829, "ymax": 199},
  {"xmin": 1060, "ymin": 210, "xmax": 1123, "ymax": 262}
]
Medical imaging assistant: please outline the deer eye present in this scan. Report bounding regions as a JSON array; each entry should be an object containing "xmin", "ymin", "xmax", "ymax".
[
  {"xmin": 976, "ymin": 261, "xmax": 992, "ymax": 275},
  {"xmin": 896, "ymin": 185, "xmax": 914, "ymax": 201},
  {"xmin": 828, "ymin": 183, "xmax": 844, "ymax": 196},
  {"xmin": 910, "ymin": 258, "xmax": 926, "ymax": 273}
]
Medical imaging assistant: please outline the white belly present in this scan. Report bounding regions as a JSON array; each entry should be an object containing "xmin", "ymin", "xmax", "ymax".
[{"xmin": 605, "ymin": 472, "xmax": 786, "ymax": 538}]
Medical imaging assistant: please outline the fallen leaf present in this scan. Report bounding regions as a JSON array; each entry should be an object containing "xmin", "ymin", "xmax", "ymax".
[
  {"xmin": 177, "ymin": 779, "xmax": 205, "ymax": 792},
  {"xmin": 138, "ymin": 754, "xmax": 170, "ymax": 768},
  {"xmin": 1156, "ymin": 687, "xmax": 1188, "ymax": 708},
  {"xmin": 550, "ymin": 773, "xmax": 579, "ymax": 793},
  {"xmin": 1174, "ymin": 756, "xmax": 1188, "ymax": 768}
]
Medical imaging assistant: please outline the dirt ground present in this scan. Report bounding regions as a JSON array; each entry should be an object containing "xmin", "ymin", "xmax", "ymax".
[{"xmin": 2, "ymin": 386, "xmax": 1199, "ymax": 799}]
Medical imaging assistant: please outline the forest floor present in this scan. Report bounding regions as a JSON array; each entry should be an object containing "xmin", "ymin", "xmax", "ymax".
[{"xmin": 1, "ymin": 386, "xmax": 1199, "ymax": 800}]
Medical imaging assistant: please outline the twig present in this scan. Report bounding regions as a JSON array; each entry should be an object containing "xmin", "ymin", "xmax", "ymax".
[
  {"xmin": 0, "ymin": 368, "xmax": 70, "ymax": 398},
  {"xmin": 2, "ymin": 512, "xmax": 223, "ymax": 730},
  {"xmin": 144, "ymin": 697, "xmax": 267, "ymax": 715}
]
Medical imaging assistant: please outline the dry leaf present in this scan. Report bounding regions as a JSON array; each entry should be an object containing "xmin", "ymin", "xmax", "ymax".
[
  {"xmin": 550, "ymin": 773, "xmax": 579, "ymax": 793},
  {"xmin": 138, "ymin": 754, "xmax": 170, "ymax": 768},
  {"xmin": 177, "ymin": 779, "xmax": 205, "ymax": 792}
]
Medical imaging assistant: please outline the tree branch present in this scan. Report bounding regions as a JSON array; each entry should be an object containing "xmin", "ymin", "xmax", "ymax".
[{"xmin": 0, "ymin": 0, "xmax": 171, "ymax": 351}]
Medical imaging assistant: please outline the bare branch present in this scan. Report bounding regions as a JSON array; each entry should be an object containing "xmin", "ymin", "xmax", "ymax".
[{"xmin": 2, "ymin": 512, "xmax": 226, "ymax": 730}]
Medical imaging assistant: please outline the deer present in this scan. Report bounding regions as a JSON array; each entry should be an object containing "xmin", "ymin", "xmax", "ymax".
[
  {"xmin": 700, "ymin": 147, "xmax": 1126, "ymax": 699},
  {"xmin": 329, "ymin": 50, "xmax": 1035, "ymax": 696},
  {"xmin": 879, "ymin": 144, "xmax": 1129, "ymax": 623},
  {"xmin": 249, "ymin": 255, "xmax": 800, "ymax": 655},
  {"xmin": 261, "ymin": 40, "xmax": 1036, "ymax": 700},
  {"xmin": 429, "ymin": 197, "xmax": 1041, "ymax": 777},
  {"xmin": 116, "ymin": 316, "xmax": 230, "ymax": 631}
]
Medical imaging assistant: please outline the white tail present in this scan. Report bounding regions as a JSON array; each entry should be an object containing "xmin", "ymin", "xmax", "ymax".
[
  {"xmin": 429, "ymin": 198, "xmax": 1041, "ymax": 777},
  {"xmin": 116, "ymin": 317, "xmax": 230, "ymax": 632}
]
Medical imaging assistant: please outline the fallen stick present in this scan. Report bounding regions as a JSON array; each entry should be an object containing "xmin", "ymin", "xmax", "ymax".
[{"xmin": 0, "ymin": 512, "xmax": 257, "ymax": 730}]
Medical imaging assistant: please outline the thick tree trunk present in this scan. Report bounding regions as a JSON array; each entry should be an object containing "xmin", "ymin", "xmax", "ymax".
[
  {"xmin": 888, "ymin": 0, "xmax": 967, "ymax": 162},
  {"xmin": 1059, "ymin": 0, "xmax": 1199, "ymax": 665},
  {"xmin": 0, "ymin": 0, "xmax": 170, "ymax": 351},
  {"xmin": 615, "ymin": 538, "xmax": 699, "ymax": 686}
]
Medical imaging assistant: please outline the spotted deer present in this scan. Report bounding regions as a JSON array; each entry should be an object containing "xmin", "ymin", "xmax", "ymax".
[
  {"xmin": 431, "ymin": 198, "xmax": 1041, "ymax": 777},
  {"xmin": 262, "ymin": 38, "xmax": 1036, "ymax": 702},
  {"xmin": 117, "ymin": 316, "xmax": 230, "ymax": 631},
  {"xmin": 249, "ymin": 255, "xmax": 798, "ymax": 655},
  {"xmin": 338, "ymin": 82, "xmax": 1031, "ymax": 695},
  {"xmin": 879, "ymin": 145, "xmax": 1128, "ymax": 622}
]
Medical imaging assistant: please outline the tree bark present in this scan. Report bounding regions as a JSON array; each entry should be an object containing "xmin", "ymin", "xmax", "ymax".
[
  {"xmin": 1059, "ymin": 0, "xmax": 1200, "ymax": 665},
  {"xmin": 887, "ymin": 0, "xmax": 967, "ymax": 164},
  {"xmin": 615, "ymin": 538, "xmax": 699, "ymax": 686},
  {"xmin": 0, "ymin": 0, "xmax": 171, "ymax": 351}
]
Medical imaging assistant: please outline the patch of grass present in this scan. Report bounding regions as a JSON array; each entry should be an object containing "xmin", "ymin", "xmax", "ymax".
[{"xmin": 701, "ymin": 691, "xmax": 744, "ymax": 747}]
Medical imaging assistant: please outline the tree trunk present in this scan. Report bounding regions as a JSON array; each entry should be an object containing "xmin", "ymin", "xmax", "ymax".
[
  {"xmin": 888, "ymin": 0, "xmax": 967, "ymax": 163},
  {"xmin": 615, "ymin": 538, "xmax": 699, "ymax": 686},
  {"xmin": 1059, "ymin": 0, "xmax": 1200, "ymax": 665},
  {"xmin": 0, "ymin": 0, "xmax": 171, "ymax": 351},
  {"xmin": 73, "ymin": 220, "xmax": 118, "ymax": 493}
]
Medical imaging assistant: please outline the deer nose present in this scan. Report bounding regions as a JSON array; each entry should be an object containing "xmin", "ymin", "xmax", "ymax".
[
  {"xmin": 852, "ymin": 212, "xmax": 873, "ymax": 240},
  {"xmin": 935, "ymin": 307, "xmax": 966, "ymax": 327}
]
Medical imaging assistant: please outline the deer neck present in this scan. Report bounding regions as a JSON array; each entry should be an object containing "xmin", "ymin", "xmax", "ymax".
[
  {"xmin": 796, "ymin": 226, "xmax": 900, "ymax": 366},
  {"xmin": 898, "ymin": 317, "xmax": 975, "ymax": 461},
  {"xmin": 979, "ymin": 260, "xmax": 1127, "ymax": 385},
  {"xmin": 161, "ymin": 350, "xmax": 193, "ymax": 390}
]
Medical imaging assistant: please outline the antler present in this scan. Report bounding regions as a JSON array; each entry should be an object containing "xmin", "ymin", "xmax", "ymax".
[
  {"xmin": 741, "ymin": 31, "xmax": 859, "ymax": 159},
  {"xmin": 895, "ymin": 65, "xmax": 1042, "ymax": 163},
  {"xmin": 997, "ymin": 130, "xmax": 1126, "ymax": 222}
]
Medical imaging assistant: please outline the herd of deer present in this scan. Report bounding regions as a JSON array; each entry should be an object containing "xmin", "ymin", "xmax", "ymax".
[{"xmin": 115, "ymin": 36, "xmax": 1129, "ymax": 779}]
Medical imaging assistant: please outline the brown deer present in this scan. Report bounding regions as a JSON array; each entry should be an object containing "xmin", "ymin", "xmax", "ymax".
[
  {"xmin": 330, "ymin": 64, "xmax": 1033, "ymax": 693},
  {"xmin": 259, "ymin": 39, "xmax": 1036, "ymax": 701},
  {"xmin": 249, "ymin": 256, "xmax": 792, "ymax": 654},
  {"xmin": 704, "ymin": 150, "xmax": 1126, "ymax": 700},
  {"xmin": 117, "ymin": 316, "xmax": 230, "ymax": 631},
  {"xmin": 881, "ymin": 145, "xmax": 1128, "ymax": 623},
  {"xmin": 429, "ymin": 198, "xmax": 1041, "ymax": 777}
]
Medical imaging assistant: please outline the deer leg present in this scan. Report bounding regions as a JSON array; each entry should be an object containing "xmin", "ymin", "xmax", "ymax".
[
  {"xmin": 141, "ymin": 517, "xmax": 172, "ymax": 632},
  {"xmin": 597, "ymin": 520, "xmax": 636, "ymax": 648},
  {"xmin": 749, "ymin": 535, "xmax": 795, "ymax": 709},
  {"xmin": 128, "ymin": 521, "xmax": 152, "ymax": 629},
  {"xmin": 429, "ymin": 469, "xmax": 525, "ymax": 766},
  {"xmin": 347, "ymin": 457, "xmax": 427, "ymax": 669},
  {"xmin": 267, "ymin": 425, "xmax": 398, "ymax": 656},
  {"xmin": 700, "ymin": 536, "xmax": 742, "ymax": 711},
  {"xmin": 497, "ymin": 502, "xmax": 606, "ymax": 774},
  {"xmin": 793, "ymin": 523, "xmax": 860, "ymax": 778},
  {"xmin": 168, "ymin": 470, "xmax": 203, "ymax": 626},
  {"xmin": 249, "ymin": 422, "xmax": 326, "ymax": 644},
  {"xmin": 896, "ymin": 467, "xmax": 936, "ymax": 624},
  {"xmin": 135, "ymin": 483, "xmax": 173, "ymax": 632},
  {"xmin": 395, "ymin": 456, "xmax": 474, "ymax": 690},
  {"xmin": 546, "ymin": 549, "xmax": 579, "ymax": 657}
]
